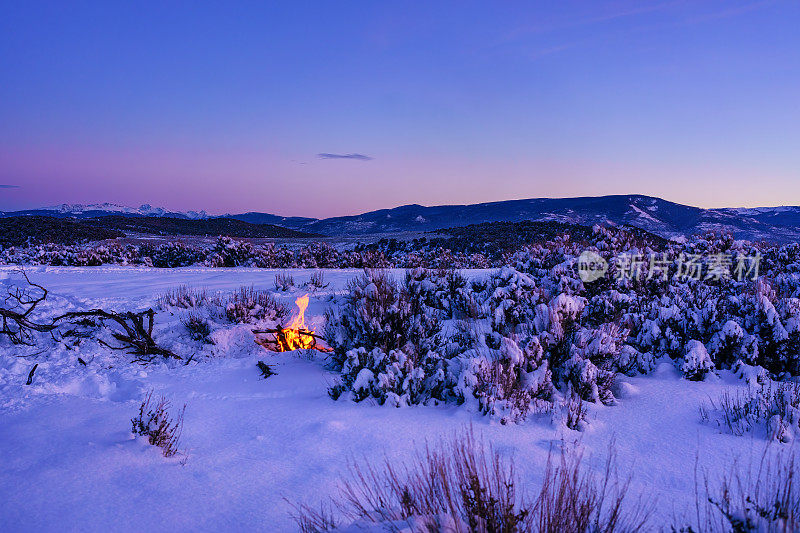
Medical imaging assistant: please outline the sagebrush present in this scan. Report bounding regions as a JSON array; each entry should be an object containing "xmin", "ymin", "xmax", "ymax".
[
  {"xmin": 131, "ymin": 390, "xmax": 185, "ymax": 458},
  {"xmin": 290, "ymin": 430, "xmax": 652, "ymax": 532}
]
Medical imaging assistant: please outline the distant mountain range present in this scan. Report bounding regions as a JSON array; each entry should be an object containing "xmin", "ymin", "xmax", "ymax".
[
  {"xmin": 29, "ymin": 203, "xmax": 211, "ymax": 219},
  {"xmin": 296, "ymin": 195, "xmax": 800, "ymax": 243},
  {"xmin": 0, "ymin": 204, "xmax": 318, "ymax": 228},
  {"xmin": 3, "ymin": 195, "xmax": 800, "ymax": 242}
]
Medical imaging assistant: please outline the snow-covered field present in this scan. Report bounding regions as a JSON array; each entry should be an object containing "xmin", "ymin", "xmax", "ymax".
[{"xmin": 0, "ymin": 266, "xmax": 785, "ymax": 531}]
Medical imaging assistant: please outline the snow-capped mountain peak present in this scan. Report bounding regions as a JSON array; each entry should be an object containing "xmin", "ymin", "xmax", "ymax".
[{"xmin": 38, "ymin": 203, "xmax": 209, "ymax": 219}]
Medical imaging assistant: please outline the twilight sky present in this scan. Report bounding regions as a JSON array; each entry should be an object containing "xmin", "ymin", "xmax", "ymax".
[{"xmin": 1, "ymin": 1, "xmax": 798, "ymax": 218}]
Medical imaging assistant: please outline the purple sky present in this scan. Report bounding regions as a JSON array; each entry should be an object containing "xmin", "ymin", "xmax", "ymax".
[{"xmin": 1, "ymin": 1, "xmax": 798, "ymax": 218}]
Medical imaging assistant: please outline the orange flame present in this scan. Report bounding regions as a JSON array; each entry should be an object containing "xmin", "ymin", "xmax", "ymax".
[{"xmin": 283, "ymin": 294, "xmax": 314, "ymax": 350}]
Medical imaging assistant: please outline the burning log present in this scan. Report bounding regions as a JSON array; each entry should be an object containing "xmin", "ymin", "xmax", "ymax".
[
  {"xmin": 253, "ymin": 294, "xmax": 332, "ymax": 353},
  {"xmin": 252, "ymin": 325, "xmax": 331, "ymax": 352}
]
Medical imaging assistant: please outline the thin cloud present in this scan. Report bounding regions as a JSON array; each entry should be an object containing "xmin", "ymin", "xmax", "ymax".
[
  {"xmin": 489, "ymin": 1, "xmax": 683, "ymax": 62},
  {"xmin": 0, "ymin": 184, "xmax": 19, "ymax": 189},
  {"xmin": 317, "ymin": 153, "xmax": 373, "ymax": 161},
  {"xmin": 503, "ymin": 0, "xmax": 682, "ymax": 41},
  {"xmin": 529, "ymin": 42, "xmax": 583, "ymax": 60},
  {"xmin": 682, "ymin": 0, "xmax": 774, "ymax": 25}
]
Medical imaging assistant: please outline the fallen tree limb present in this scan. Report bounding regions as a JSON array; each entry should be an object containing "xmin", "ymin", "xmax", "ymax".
[
  {"xmin": 54, "ymin": 309, "xmax": 180, "ymax": 361},
  {"xmin": 1, "ymin": 270, "xmax": 57, "ymax": 345},
  {"xmin": 0, "ymin": 274, "xmax": 178, "ymax": 363}
]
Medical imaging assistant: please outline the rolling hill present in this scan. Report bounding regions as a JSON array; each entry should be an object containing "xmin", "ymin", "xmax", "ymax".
[
  {"xmin": 82, "ymin": 216, "xmax": 318, "ymax": 238},
  {"xmin": 0, "ymin": 216, "xmax": 125, "ymax": 247},
  {"xmin": 4, "ymin": 195, "xmax": 800, "ymax": 242}
]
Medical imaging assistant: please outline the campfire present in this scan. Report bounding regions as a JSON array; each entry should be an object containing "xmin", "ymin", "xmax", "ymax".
[{"xmin": 253, "ymin": 294, "xmax": 330, "ymax": 352}]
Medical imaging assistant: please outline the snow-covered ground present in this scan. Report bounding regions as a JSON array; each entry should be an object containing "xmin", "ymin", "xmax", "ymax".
[{"xmin": 0, "ymin": 266, "xmax": 782, "ymax": 531}]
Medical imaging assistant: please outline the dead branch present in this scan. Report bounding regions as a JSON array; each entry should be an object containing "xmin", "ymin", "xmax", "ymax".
[
  {"xmin": 0, "ymin": 274, "xmax": 178, "ymax": 363},
  {"xmin": 257, "ymin": 360, "xmax": 277, "ymax": 378},
  {"xmin": 16, "ymin": 348, "xmax": 47, "ymax": 359},
  {"xmin": 26, "ymin": 363, "xmax": 38, "ymax": 385},
  {"xmin": 54, "ymin": 309, "xmax": 181, "ymax": 361},
  {"xmin": 0, "ymin": 270, "xmax": 57, "ymax": 345},
  {"xmin": 251, "ymin": 327, "xmax": 326, "ymax": 341}
]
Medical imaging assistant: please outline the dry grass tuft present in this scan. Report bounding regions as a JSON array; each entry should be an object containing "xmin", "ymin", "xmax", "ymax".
[
  {"xmin": 306, "ymin": 271, "xmax": 329, "ymax": 291},
  {"xmin": 224, "ymin": 286, "xmax": 288, "ymax": 324},
  {"xmin": 677, "ymin": 447, "xmax": 800, "ymax": 532},
  {"xmin": 156, "ymin": 285, "xmax": 209, "ymax": 309},
  {"xmin": 275, "ymin": 273, "xmax": 295, "ymax": 291},
  {"xmin": 702, "ymin": 382, "xmax": 800, "ymax": 441},
  {"xmin": 181, "ymin": 311, "xmax": 212, "ymax": 343},
  {"xmin": 290, "ymin": 429, "xmax": 652, "ymax": 532},
  {"xmin": 131, "ymin": 390, "xmax": 185, "ymax": 458},
  {"xmin": 564, "ymin": 387, "xmax": 589, "ymax": 432}
]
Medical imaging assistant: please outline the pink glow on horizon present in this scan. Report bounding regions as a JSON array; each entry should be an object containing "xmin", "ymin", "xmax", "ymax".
[{"xmin": 2, "ymin": 142, "xmax": 798, "ymax": 217}]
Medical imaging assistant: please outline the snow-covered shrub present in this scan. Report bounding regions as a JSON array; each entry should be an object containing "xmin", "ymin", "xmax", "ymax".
[
  {"xmin": 469, "ymin": 339, "xmax": 554, "ymax": 423},
  {"xmin": 563, "ymin": 387, "xmax": 588, "ymax": 431},
  {"xmin": 296, "ymin": 242, "xmax": 341, "ymax": 268},
  {"xmin": 458, "ymin": 331, "xmax": 555, "ymax": 423},
  {"xmin": 679, "ymin": 449, "xmax": 800, "ymax": 531},
  {"xmin": 732, "ymin": 360, "xmax": 769, "ymax": 388},
  {"xmin": 751, "ymin": 283, "xmax": 800, "ymax": 378},
  {"xmin": 529, "ymin": 293, "xmax": 585, "ymax": 376},
  {"xmin": 181, "ymin": 312, "xmax": 212, "ymax": 343},
  {"xmin": 708, "ymin": 319, "xmax": 749, "ymax": 368},
  {"xmin": 487, "ymin": 266, "xmax": 542, "ymax": 335},
  {"xmin": 141, "ymin": 242, "xmax": 205, "ymax": 268},
  {"xmin": 682, "ymin": 340, "xmax": 715, "ymax": 381},
  {"xmin": 274, "ymin": 273, "xmax": 294, "ymax": 291},
  {"xmin": 703, "ymin": 381, "xmax": 800, "ymax": 442},
  {"xmin": 305, "ymin": 271, "xmax": 328, "ymax": 291},
  {"xmin": 156, "ymin": 285, "xmax": 210, "ymax": 309},
  {"xmin": 615, "ymin": 345, "xmax": 656, "ymax": 376},
  {"xmin": 565, "ymin": 323, "xmax": 626, "ymax": 403},
  {"xmin": 325, "ymin": 270, "xmax": 442, "ymax": 364},
  {"xmin": 336, "ymin": 346, "xmax": 453, "ymax": 406},
  {"xmin": 131, "ymin": 391, "xmax": 185, "ymax": 458},
  {"xmin": 223, "ymin": 286, "xmax": 288, "ymax": 324},
  {"xmin": 341, "ymin": 265, "xmax": 630, "ymax": 420},
  {"xmin": 204, "ymin": 236, "xmax": 255, "ymax": 267},
  {"xmin": 324, "ymin": 270, "xmax": 447, "ymax": 405},
  {"xmin": 444, "ymin": 266, "xmax": 622, "ymax": 421},
  {"xmin": 487, "ymin": 279, "xmax": 620, "ymax": 406},
  {"xmin": 405, "ymin": 268, "xmax": 481, "ymax": 319}
]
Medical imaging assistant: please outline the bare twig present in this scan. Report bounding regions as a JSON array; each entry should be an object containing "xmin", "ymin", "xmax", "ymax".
[{"xmin": 25, "ymin": 363, "xmax": 38, "ymax": 385}]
